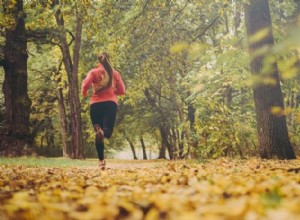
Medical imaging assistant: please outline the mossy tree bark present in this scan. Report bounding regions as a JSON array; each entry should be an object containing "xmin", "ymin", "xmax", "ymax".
[{"xmin": 0, "ymin": 0, "xmax": 32, "ymax": 156}]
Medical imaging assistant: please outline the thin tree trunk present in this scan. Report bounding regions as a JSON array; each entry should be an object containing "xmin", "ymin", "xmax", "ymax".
[
  {"xmin": 245, "ymin": 0, "xmax": 296, "ymax": 159},
  {"xmin": 177, "ymin": 129, "xmax": 184, "ymax": 159},
  {"xmin": 126, "ymin": 138, "xmax": 137, "ymax": 160},
  {"xmin": 0, "ymin": 0, "xmax": 32, "ymax": 156},
  {"xmin": 188, "ymin": 102, "xmax": 198, "ymax": 158},
  {"xmin": 144, "ymin": 89, "xmax": 167, "ymax": 159},
  {"xmin": 54, "ymin": 1, "xmax": 83, "ymax": 159},
  {"xmin": 48, "ymin": 119, "xmax": 55, "ymax": 148},
  {"xmin": 140, "ymin": 136, "xmax": 147, "ymax": 160},
  {"xmin": 41, "ymin": 136, "xmax": 44, "ymax": 148},
  {"xmin": 224, "ymin": 86, "xmax": 233, "ymax": 108},
  {"xmin": 170, "ymin": 128, "xmax": 179, "ymax": 159},
  {"xmin": 54, "ymin": 61, "xmax": 71, "ymax": 157},
  {"xmin": 71, "ymin": 5, "xmax": 84, "ymax": 158},
  {"xmin": 57, "ymin": 87, "xmax": 70, "ymax": 156},
  {"xmin": 174, "ymin": 92, "xmax": 192, "ymax": 158}
]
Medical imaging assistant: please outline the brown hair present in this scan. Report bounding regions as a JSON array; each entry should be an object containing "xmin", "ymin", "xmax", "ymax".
[{"xmin": 98, "ymin": 52, "xmax": 113, "ymax": 88}]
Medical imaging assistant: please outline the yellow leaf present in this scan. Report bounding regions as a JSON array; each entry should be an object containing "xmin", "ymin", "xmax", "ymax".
[
  {"xmin": 170, "ymin": 42, "xmax": 189, "ymax": 54},
  {"xmin": 249, "ymin": 28, "xmax": 270, "ymax": 45},
  {"xmin": 271, "ymin": 106, "xmax": 283, "ymax": 116}
]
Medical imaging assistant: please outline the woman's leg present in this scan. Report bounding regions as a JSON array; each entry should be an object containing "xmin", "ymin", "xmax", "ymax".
[
  {"xmin": 90, "ymin": 103, "xmax": 105, "ymax": 161},
  {"xmin": 90, "ymin": 102, "xmax": 118, "ymax": 161},
  {"xmin": 102, "ymin": 102, "xmax": 118, "ymax": 138},
  {"xmin": 95, "ymin": 133, "xmax": 104, "ymax": 160}
]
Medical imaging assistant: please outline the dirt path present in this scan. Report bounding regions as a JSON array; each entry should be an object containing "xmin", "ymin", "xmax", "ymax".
[{"xmin": 83, "ymin": 159, "xmax": 170, "ymax": 170}]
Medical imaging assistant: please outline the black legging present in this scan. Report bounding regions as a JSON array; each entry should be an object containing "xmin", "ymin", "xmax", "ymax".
[{"xmin": 90, "ymin": 101, "xmax": 118, "ymax": 160}]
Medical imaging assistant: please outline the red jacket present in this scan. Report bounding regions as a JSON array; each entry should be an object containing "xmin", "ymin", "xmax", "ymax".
[{"xmin": 82, "ymin": 64, "xmax": 125, "ymax": 104}]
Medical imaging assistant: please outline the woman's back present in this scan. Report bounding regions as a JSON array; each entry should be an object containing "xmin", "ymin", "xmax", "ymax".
[{"xmin": 82, "ymin": 63, "xmax": 125, "ymax": 104}]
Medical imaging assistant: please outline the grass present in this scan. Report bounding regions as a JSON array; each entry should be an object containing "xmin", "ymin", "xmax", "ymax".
[
  {"xmin": 0, "ymin": 157, "xmax": 98, "ymax": 167},
  {"xmin": 0, "ymin": 157, "xmax": 169, "ymax": 168}
]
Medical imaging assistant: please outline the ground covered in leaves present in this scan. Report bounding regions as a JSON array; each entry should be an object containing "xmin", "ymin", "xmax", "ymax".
[{"xmin": 0, "ymin": 158, "xmax": 299, "ymax": 220}]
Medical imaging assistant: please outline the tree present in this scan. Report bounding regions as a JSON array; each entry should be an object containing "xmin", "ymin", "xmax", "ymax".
[
  {"xmin": 0, "ymin": 0, "xmax": 31, "ymax": 155},
  {"xmin": 53, "ymin": 60, "xmax": 71, "ymax": 157},
  {"xmin": 126, "ymin": 138, "xmax": 138, "ymax": 160},
  {"xmin": 245, "ymin": 0, "xmax": 296, "ymax": 159},
  {"xmin": 53, "ymin": 0, "xmax": 84, "ymax": 159},
  {"xmin": 140, "ymin": 136, "xmax": 147, "ymax": 160}
]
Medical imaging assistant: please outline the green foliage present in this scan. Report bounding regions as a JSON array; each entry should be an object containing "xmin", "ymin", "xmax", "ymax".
[
  {"xmin": 193, "ymin": 97, "xmax": 257, "ymax": 159},
  {"xmin": 27, "ymin": 43, "xmax": 62, "ymax": 152}
]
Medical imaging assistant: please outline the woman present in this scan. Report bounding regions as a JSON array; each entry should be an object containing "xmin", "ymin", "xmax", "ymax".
[{"xmin": 82, "ymin": 52, "xmax": 125, "ymax": 169}]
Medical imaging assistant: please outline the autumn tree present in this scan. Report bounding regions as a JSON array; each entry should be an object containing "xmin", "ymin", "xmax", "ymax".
[
  {"xmin": 245, "ymin": 0, "xmax": 296, "ymax": 159},
  {"xmin": 22, "ymin": 0, "xmax": 86, "ymax": 158},
  {"xmin": 52, "ymin": 0, "xmax": 84, "ymax": 159},
  {"xmin": 0, "ymin": 0, "xmax": 31, "ymax": 155}
]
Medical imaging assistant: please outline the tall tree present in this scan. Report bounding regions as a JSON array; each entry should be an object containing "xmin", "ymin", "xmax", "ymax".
[
  {"xmin": 140, "ymin": 136, "xmax": 147, "ymax": 160},
  {"xmin": 0, "ymin": 0, "xmax": 31, "ymax": 155},
  {"xmin": 245, "ymin": 0, "xmax": 296, "ymax": 159},
  {"xmin": 53, "ymin": 61, "xmax": 71, "ymax": 157},
  {"xmin": 53, "ymin": 0, "xmax": 84, "ymax": 158}
]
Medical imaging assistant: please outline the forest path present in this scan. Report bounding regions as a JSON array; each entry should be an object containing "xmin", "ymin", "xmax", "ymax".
[{"xmin": 83, "ymin": 159, "xmax": 169, "ymax": 170}]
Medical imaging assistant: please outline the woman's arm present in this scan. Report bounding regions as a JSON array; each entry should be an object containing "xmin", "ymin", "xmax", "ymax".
[
  {"xmin": 81, "ymin": 70, "xmax": 94, "ymax": 97},
  {"xmin": 115, "ymin": 72, "xmax": 125, "ymax": 96}
]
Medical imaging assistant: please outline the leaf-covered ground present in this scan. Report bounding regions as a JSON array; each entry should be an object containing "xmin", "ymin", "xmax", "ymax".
[{"xmin": 0, "ymin": 158, "xmax": 299, "ymax": 220}]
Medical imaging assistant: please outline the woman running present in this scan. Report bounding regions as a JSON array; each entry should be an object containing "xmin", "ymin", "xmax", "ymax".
[{"xmin": 82, "ymin": 52, "xmax": 125, "ymax": 169}]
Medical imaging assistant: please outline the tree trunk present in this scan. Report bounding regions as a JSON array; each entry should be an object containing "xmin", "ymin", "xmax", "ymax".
[
  {"xmin": 71, "ymin": 6, "xmax": 84, "ymax": 159},
  {"xmin": 169, "ymin": 128, "xmax": 179, "ymax": 159},
  {"xmin": 245, "ymin": 0, "xmax": 296, "ymax": 159},
  {"xmin": 224, "ymin": 86, "xmax": 233, "ymax": 108},
  {"xmin": 48, "ymin": 118, "xmax": 55, "ymax": 148},
  {"xmin": 54, "ymin": 1, "xmax": 83, "ymax": 159},
  {"xmin": 140, "ymin": 136, "xmax": 147, "ymax": 160},
  {"xmin": 177, "ymin": 129, "xmax": 184, "ymax": 159},
  {"xmin": 158, "ymin": 145, "xmax": 166, "ymax": 159},
  {"xmin": 57, "ymin": 82, "xmax": 71, "ymax": 157},
  {"xmin": 41, "ymin": 136, "xmax": 44, "ymax": 148},
  {"xmin": 144, "ymin": 89, "xmax": 167, "ymax": 159},
  {"xmin": 0, "ymin": 0, "xmax": 32, "ymax": 156},
  {"xmin": 174, "ymin": 93, "xmax": 192, "ymax": 158},
  {"xmin": 159, "ymin": 126, "xmax": 173, "ymax": 160},
  {"xmin": 126, "ymin": 138, "xmax": 137, "ymax": 160},
  {"xmin": 54, "ymin": 61, "xmax": 71, "ymax": 157}
]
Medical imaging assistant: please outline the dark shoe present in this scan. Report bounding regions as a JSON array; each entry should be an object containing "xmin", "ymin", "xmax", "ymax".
[
  {"xmin": 94, "ymin": 124, "xmax": 104, "ymax": 142},
  {"xmin": 98, "ymin": 160, "xmax": 106, "ymax": 170}
]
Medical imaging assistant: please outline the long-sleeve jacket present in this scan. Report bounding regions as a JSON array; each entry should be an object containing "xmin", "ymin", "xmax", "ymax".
[{"xmin": 81, "ymin": 64, "xmax": 125, "ymax": 104}]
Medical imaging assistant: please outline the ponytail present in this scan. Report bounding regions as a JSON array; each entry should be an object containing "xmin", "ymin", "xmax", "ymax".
[{"xmin": 98, "ymin": 52, "xmax": 113, "ymax": 89}]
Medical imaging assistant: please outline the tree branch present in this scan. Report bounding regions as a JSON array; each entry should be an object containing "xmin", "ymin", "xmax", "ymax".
[
  {"xmin": 193, "ymin": 17, "xmax": 219, "ymax": 41},
  {"xmin": 66, "ymin": 29, "xmax": 75, "ymax": 46},
  {"xmin": 148, "ymin": 86, "xmax": 174, "ymax": 103},
  {"xmin": 0, "ymin": 44, "xmax": 4, "ymax": 66},
  {"xmin": 27, "ymin": 28, "xmax": 61, "ymax": 46}
]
